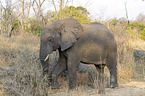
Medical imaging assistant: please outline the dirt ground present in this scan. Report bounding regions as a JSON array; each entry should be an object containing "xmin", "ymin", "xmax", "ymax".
[
  {"xmin": 50, "ymin": 81, "xmax": 145, "ymax": 96},
  {"xmin": 105, "ymin": 81, "xmax": 145, "ymax": 96}
]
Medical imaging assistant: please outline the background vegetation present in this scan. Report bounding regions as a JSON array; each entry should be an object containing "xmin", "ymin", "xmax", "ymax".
[{"xmin": 0, "ymin": 0, "xmax": 145, "ymax": 95}]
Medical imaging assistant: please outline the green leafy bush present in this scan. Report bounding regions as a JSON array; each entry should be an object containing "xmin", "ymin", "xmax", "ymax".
[
  {"xmin": 47, "ymin": 6, "xmax": 91, "ymax": 24},
  {"xmin": 24, "ymin": 18, "xmax": 43, "ymax": 36},
  {"xmin": 140, "ymin": 28, "xmax": 145, "ymax": 40},
  {"xmin": 125, "ymin": 22, "xmax": 145, "ymax": 39}
]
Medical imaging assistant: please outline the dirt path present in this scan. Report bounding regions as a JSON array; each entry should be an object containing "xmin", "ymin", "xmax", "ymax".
[
  {"xmin": 105, "ymin": 81, "xmax": 145, "ymax": 96},
  {"xmin": 90, "ymin": 81, "xmax": 145, "ymax": 96},
  {"xmin": 50, "ymin": 81, "xmax": 145, "ymax": 96}
]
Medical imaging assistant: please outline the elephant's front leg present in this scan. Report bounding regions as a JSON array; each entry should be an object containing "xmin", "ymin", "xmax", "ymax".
[
  {"xmin": 67, "ymin": 57, "xmax": 80, "ymax": 89},
  {"xmin": 51, "ymin": 53, "xmax": 67, "ymax": 89}
]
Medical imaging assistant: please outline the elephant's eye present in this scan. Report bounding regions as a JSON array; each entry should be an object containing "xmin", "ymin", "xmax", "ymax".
[{"xmin": 48, "ymin": 38, "xmax": 53, "ymax": 42}]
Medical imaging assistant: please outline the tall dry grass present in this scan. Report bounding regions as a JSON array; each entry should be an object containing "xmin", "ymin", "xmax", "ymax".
[
  {"xmin": 0, "ymin": 24, "xmax": 144, "ymax": 95},
  {"xmin": 110, "ymin": 25, "xmax": 145, "ymax": 81},
  {"xmin": 0, "ymin": 33, "xmax": 46, "ymax": 95}
]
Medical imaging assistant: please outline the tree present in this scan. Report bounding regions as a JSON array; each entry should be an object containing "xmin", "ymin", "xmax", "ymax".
[
  {"xmin": 136, "ymin": 13, "xmax": 145, "ymax": 25},
  {"xmin": 0, "ymin": 0, "xmax": 12, "ymax": 36},
  {"xmin": 0, "ymin": 0, "xmax": 22, "ymax": 36},
  {"xmin": 51, "ymin": 0, "xmax": 70, "ymax": 20},
  {"xmin": 19, "ymin": 0, "xmax": 33, "ymax": 33},
  {"xmin": 17, "ymin": 0, "xmax": 47, "ymax": 35},
  {"xmin": 0, "ymin": 0, "xmax": 4, "ymax": 34},
  {"xmin": 47, "ymin": 6, "xmax": 91, "ymax": 24},
  {"xmin": 32, "ymin": 0, "xmax": 46, "ymax": 19},
  {"xmin": 124, "ymin": 1, "xmax": 130, "ymax": 24}
]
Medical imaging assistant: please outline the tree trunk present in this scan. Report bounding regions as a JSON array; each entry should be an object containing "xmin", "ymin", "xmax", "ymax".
[
  {"xmin": 0, "ymin": 0, "xmax": 4, "ymax": 34},
  {"xmin": 124, "ymin": 1, "xmax": 130, "ymax": 24},
  {"xmin": 60, "ymin": 0, "xmax": 63, "ymax": 19}
]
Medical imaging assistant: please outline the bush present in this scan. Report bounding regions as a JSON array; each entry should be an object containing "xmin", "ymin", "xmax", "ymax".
[
  {"xmin": 140, "ymin": 28, "xmax": 145, "ymax": 40},
  {"xmin": 47, "ymin": 6, "xmax": 91, "ymax": 24},
  {"xmin": 24, "ymin": 18, "xmax": 43, "ymax": 36}
]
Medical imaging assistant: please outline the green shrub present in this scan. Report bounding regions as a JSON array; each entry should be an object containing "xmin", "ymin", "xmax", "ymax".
[
  {"xmin": 140, "ymin": 28, "xmax": 145, "ymax": 40},
  {"xmin": 126, "ymin": 22, "xmax": 145, "ymax": 31}
]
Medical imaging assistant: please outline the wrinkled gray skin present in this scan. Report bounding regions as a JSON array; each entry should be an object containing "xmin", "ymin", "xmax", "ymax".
[
  {"xmin": 40, "ymin": 18, "xmax": 118, "ymax": 93},
  {"xmin": 48, "ymin": 51, "xmax": 97, "ymax": 88}
]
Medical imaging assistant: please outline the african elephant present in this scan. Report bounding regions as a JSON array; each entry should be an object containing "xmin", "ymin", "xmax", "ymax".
[{"xmin": 39, "ymin": 18, "xmax": 118, "ymax": 93}]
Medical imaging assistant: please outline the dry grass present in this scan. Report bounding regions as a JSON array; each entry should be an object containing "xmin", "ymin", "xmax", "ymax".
[
  {"xmin": 0, "ymin": 33, "xmax": 44, "ymax": 95},
  {"xmin": 110, "ymin": 25, "xmax": 145, "ymax": 81},
  {"xmin": 0, "ymin": 25, "xmax": 145, "ymax": 95}
]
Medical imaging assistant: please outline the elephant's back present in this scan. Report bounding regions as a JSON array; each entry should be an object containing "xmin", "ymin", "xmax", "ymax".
[
  {"xmin": 82, "ymin": 23, "xmax": 112, "ymax": 37},
  {"xmin": 81, "ymin": 23, "xmax": 114, "ymax": 46}
]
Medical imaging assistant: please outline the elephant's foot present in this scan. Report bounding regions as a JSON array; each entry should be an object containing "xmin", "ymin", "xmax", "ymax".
[
  {"xmin": 110, "ymin": 82, "xmax": 118, "ymax": 88},
  {"xmin": 51, "ymin": 74, "xmax": 60, "ymax": 89},
  {"xmin": 110, "ymin": 75, "xmax": 118, "ymax": 88}
]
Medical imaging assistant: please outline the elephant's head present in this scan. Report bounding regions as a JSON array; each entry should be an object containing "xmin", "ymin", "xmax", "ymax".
[{"xmin": 39, "ymin": 18, "xmax": 83, "ymax": 61}]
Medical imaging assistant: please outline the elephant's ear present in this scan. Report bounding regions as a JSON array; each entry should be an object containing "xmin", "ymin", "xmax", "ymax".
[{"xmin": 60, "ymin": 18, "xmax": 83, "ymax": 51}]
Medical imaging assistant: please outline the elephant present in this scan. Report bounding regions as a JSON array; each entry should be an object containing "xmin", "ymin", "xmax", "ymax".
[
  {"xmin": 48, "ymin": 50, "xmax": 98, "ymax": 88},
  {"xmin": 39, "ymin": 18, "xmax": 118, "ymax": 93}
]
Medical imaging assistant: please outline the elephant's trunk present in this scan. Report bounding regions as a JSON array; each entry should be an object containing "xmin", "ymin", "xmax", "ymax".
[
  {"xmin": 39, "ymin": 39, "xmax": 54, "ymax": 77},
  {"xmin": 39, "ymin": 44, "xmax": 52, "ymax": 61},
  {"xmin": 39, "ymin": 46, "xmax": 50, "ymax": 76}
]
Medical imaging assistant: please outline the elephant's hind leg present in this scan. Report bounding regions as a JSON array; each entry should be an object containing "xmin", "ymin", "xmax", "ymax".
[
  {"xmin": 107, "ymin": 49, "xmax": 118, "ymax": 88},
  {"xmin": 95, "ymin": 65, "xmax": 105, "ymax": 94}
]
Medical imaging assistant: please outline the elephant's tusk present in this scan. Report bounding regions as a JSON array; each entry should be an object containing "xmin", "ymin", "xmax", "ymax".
[{"xmin": 44, "ymin": 54, "xmax": 49, "ymax": 61}]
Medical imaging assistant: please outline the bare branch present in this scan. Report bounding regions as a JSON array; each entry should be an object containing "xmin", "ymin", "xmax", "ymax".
[
  {"xmin": 65, "ymin": 0, "xmax": 69, "ymax": 7},
  {"xmin": 22, "ymin": 0, "xmax": 25, "ymax": 17},
  {"xmin": 52, "ymin": 0, "xmax": 57, "ymax": 12},
  {"xmin": 40, "ymin": 0, "xmax": 45, "ymax": 6},
  {"xmin": 15, "ymin": 12, "xmax": 22, "ymax": 19},
  {"xmin": 32, "ymin": 0, "xmax": 37, "ymax": 16},
  {"xmin": 0, "ymin": 0, "xmax": 4, "ymax": 34},
  {"xmin": 124, "ymin": 1, "xmax": 129, "ymax": 24},
  {"xmin": 27, "ymin": 0, "xmax": 32, "ymax": 18},
  {"xmin": 34, "ymin": 0, "xmax": 39, "ymax": 7}
]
